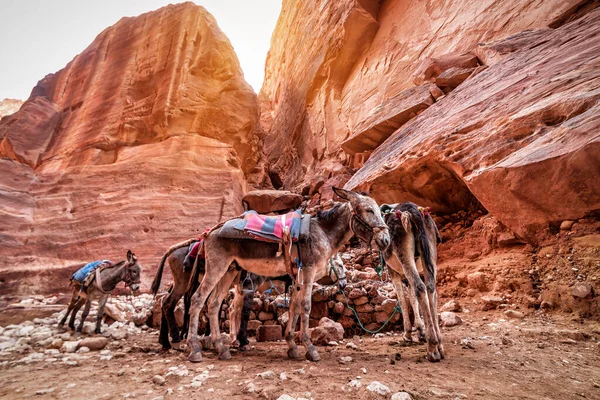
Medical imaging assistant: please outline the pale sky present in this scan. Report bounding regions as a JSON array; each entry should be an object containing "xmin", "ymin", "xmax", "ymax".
[{"xmin": 0, "ymin": 0, "xmax": 281, "ymax": 100}]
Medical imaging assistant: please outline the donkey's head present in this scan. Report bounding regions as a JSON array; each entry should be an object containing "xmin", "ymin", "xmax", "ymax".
[
  {"xmin": 123, "ymin": 250, "xmax": 142, "ymax": 292},
  {"xmin": 332, "ymin": 187, "xmax": 391, "ymax": 251},
  {"xmin": 328, "ymin": 253, "xmax": 348, "ymax": 289}
]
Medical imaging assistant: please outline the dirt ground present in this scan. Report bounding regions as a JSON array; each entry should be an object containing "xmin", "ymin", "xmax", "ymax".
[{"xmin": 1, "ymin": 309, "xmax": 599, "ymax": 400}]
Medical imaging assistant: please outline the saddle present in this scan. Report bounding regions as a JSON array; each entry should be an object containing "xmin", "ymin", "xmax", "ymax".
[
  {"xmin": 71, "ymin": 260, "xmax": 113, "ymax": 293},
  {"xmin": 217, "ymin": 210, "xmax": 311, "ymax": 281}
]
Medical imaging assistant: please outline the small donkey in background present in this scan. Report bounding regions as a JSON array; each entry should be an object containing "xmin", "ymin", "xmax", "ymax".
[{"xmin": 59, "ymin": 250, "xmax": 142, "ymax": 334}]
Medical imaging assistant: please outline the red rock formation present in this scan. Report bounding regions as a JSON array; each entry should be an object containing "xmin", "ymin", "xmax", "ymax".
[
  {"xmin": 0, "ymin": 3, "xmax": 262, "ymax": 294},
  {"xmin": 261, "ymin": 0, "xmax": 585, "ymax": 191},
  {"xmin": 261, "ymin": 0, "xmax": 598, "ymax": 242},
  {"xmin": 347, "ymin": 9, "xmax": 600, "ymax": 242}
]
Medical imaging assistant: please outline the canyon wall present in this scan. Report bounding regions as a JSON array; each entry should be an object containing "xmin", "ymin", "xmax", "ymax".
[
  {"xmin": 261, "ymin": 0, "xmax": 599, "ymax": 241},
  {"xmin": 0, "ymin": 3, "xmax": 263, "ymax": 293}
]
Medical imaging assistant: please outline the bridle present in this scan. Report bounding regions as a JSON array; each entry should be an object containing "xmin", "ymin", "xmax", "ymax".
[
  {"xmin": 328, "ymin": 259, "xmax": 343, "ymax": 284},
  {"xmin": 121, "ymin": 261, "xmax": 139, "ymax": 288},
  {"xmin": 349, "ymin": 206, "xmax": 389, "ymax": 244}
]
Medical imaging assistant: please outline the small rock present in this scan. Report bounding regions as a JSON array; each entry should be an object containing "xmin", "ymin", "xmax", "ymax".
[
  {"xmin": 61, "ymin": 341, "xmax": 81, "ymax": 353},
  {"xmin": 572, "ymin": 283, "xmax": 593, "ymax": 299},
  {"xmin": 348, "ymin": 380, "xmax": 362, "ymax": 389},
  {"xmin": 346, "ymin": 342, "xmax": 359, "ymax": 350},
  {"xmin": 504, "ymin": 310, "xmax": 525, "ymax": 319},
  {"xmin": 460, "ymin": 338, "xmax": 475, "ymax": 349},
  {"xmin": 328, "ymin": 341, "xmax": 339, "ymax": 346},
  {"xmin": 78, "ymin": 336, "xmax": 109, "ymax": 351},
  {"xmin": 366, "ymin": 381, "xmax": 391, "ymax": 396},
  {"xmin": 560, "ymin": 220, "xmax": 575, "ymax": 230},
  {"xmin": 391, "ymin": 392, "xmax": 414, "ymax": 400},
  {"xmin": 243, "ymin": 382, "xmax": 256, "ymax": 394},
  {"xmin": 277, "ymin": 395, "xmax": 295, "ymax": 400},
  {"xmin": 152, "ymin": 375, "xmax": 166, "ymax": 385},
  {"xmin": 439, "ymin": 311, "xmax": 462, "ymax": 327},
  {"xmin": 35, "ymin": 388, "xmax": 56, "ymax": 395},
  {"xmin": 110, "ymin": 330, "xmax": 128, "ymax": 340},
  {"xmin": 257, "ymin": 370, "xmax": 277, "ymax": 380},
  {"xmin": 280, "ymin": 372, "xmax": 287, "ymax": 380},
  {"xmin": 481, "ymin": 295, "xmax": 503, "ymax": 311},
  {"xmin": 440, "ymin": 299, "xmax": 462, "ymax": 312},
  {"xmin": 77, "ymin": 347, "xmax": 90, "ymax": 353},
  {"xmin": 339, "ymin": 356, "xmax": 353, "ymax": 364}
]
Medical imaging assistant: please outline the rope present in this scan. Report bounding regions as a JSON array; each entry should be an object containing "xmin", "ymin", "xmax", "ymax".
[
  {"xmin": 338, "ymin": 288, "xmax": 401, "ymax": 334},
  {"xmin": 330, "ymin": 249, "xmax": 401, "ymax": 334}
]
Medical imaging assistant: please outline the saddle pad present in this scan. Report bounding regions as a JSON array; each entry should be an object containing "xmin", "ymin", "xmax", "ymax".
[
  {"xmin": 234, "ymin": 209, "xmax": 302, "ymax": 243},
  {"xmin": 72, "ymin": 260, "xmax": 111, "ymax": 283},
  {"xmin": 218, "ymin": 218, "xmax": 251, "ymax": 240}
]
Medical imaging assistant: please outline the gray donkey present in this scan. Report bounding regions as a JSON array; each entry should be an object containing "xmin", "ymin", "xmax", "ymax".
[
  {"xmin": 379, "ymin": 202, "xmax": 444, "ymax": 362},
  {"xmin": 186, "ymin": 188, "xmax": 390, "ymax": 363},
  {"xmin": 59, "ymin": 250, "xmax": 142, "ymax": 334}
]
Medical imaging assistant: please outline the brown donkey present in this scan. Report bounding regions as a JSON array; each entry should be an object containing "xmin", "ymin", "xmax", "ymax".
[
  {"xmin": 380, "ymin": 202, "xmax": 444, "ymax": 362},
  {"xmin": 59, "ymin": 250, "xmax": 142, "ymax": 334},
  {"xmin": 186, "ymin": 188, "xmax": 390, "ymax": 363}
]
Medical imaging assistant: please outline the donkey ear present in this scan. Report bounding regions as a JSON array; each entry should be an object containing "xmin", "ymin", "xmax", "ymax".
[
  {"xmin": 127, "ymin": 250, "xmax": 135, "ymax": 263},
  {"xmin": 400, "ymin": 211, "xmax": 412, "ymax": 232},
  {"xmin": 332, "ymin": 187, "xmax": 356, "ymax": 201}
]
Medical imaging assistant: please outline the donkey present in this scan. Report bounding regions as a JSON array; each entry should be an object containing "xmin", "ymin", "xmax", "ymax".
[
  {"xmin": 186, "ymin": 188, "xmax": 390, "ymax": 363},
  {"xmin": 379, "ymin": 202, "xmax": 444, "ymax": 362},
  {"xmin": 59, "ymin": 250, "xmax": 142, "ymax": 334}
]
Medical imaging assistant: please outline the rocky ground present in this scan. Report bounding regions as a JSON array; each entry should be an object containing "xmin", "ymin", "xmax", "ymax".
[{"xmin": 1, "ymin": 291, "xmax": 599, "ymax": 400}]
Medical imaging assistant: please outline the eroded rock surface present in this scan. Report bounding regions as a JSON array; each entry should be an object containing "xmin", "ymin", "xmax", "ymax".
[{"xmin": 0, "ymin": 3, "xmax": 262, "ymax": 294}]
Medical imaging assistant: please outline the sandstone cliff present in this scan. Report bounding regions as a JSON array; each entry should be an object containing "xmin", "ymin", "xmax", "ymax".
[
  {"xmin": 260, "ymin": 0, "xmax": 599, "ymax": 241},
  {"xmin": 0, "ymin": 3, "xmax": 262, "ymax": 293}
]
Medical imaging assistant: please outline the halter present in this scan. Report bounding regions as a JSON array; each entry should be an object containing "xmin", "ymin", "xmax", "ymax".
[
  {"xmin": 120, "ymin": 261, "xmax": 139, "ymax": 288},
  {"xmin": 328, "ymin": 259, "xmax": 342, "ymax": 283},
  {"xmin": 348, "ymin": 205, "xmax": 388, "ymax": 278}
]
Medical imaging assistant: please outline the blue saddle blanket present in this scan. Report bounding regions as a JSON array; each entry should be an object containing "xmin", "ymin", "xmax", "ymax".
[{"xmin": 72, "ymin": 260, "xmax": 111, "ymax": 283}]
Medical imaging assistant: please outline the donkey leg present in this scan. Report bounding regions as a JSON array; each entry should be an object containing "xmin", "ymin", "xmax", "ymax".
[
  {"xmin": 237, "ymin": 288, "xmax": 254, "ymax": 351},
  {"xmin": 407, "ymin": 276, "xmax": 426, "ymax": 343},
  {"xmin": 207, "ymin": 269, "xmax": 239, "ymax": 360},
  {"xmin": 396, "ymin": 252, "xmax": 439, "ymax": 362},
  {"xmin": 95, "ymin": 295, "xmax": 108, "ymax": 334},
  {"xmin": 229, "ymin": 285, "xmax": 244, "ymax": 347},
  {"xmin": 387, "ymin": 263, "xmax": 413, "ymax": 342},
  {"xmin": 187, "ymin": 261, "xmax": 230, "ymax": 363},
  {"xmin": 59, "ymin": 291, "xmax": 78, "ymax": 327},
  {"xmin": 77, "ymin": 296, "xmax": 93, "ymax": 332},
  {"xmin": 422, "ymin": 260, "xmax": 444, "ymax": 359},
  {"xmin": 284, "ymin": 286, "xmax": 302, "ymax": 359},
  {"xmin": 69, "ymin": 298, "xmax": 85, "ymax": 330},
  {"xmin": 164, "ymin": 284, "xmax": 186, "ymax": 348},
  {"xmin": 298, "ymin": 270, "xmax": 319, "ymax": 362}
]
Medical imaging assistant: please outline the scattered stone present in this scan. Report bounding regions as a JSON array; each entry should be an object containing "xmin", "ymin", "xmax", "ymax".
[
  {"xmin": 78, "ymin": 336, "xmax": 109, "ymax": 351},
  {"xmin": 392, "ymin": 392, "xmax": 414, "ymax": 400},
  {"xmin": 257, "ymin": 370, "xmax": 277, "ymax": 380},
  {"xmin": 243, "ymin": 382, "xmax": 256, "ymax": 394},
  {"xmin": 110, "ymin": 330, "xmax": 128, "ymax": 341},
  {"xmin": 440, "ymin": 299, "xmax": 462, "ymax": 312},
  {"xmin": 572, "ymin": 283, "xmax": 593, "ymax": 299},
  {"xmin": 366, "ymin": 381, "xmax": 391, "ymax": 396},
  {"xmin": 152, "ymin": 375, "xmax": 166, "ymax": 385},
  {"xmin": 61, "ymin": 341, "xmax": 81, "ymax": 353},
  {"xmin": 277, "ymin": 395, "xmax": 295, "ymax": 400},
  {"xmin": 256, "ymin": 325, "xmax": 282, "ymax": 342},
  {"xmin": 35, "ymin": 388, "xmax": 56, "ymax": 395},
  {"xmin": 339, "ymin": 356, "xmax": 353, "ymax": 364},
  {"xmin": 77, "ymin": 347, "xmax": 90, "ymax": 353},
  {"xmin": 467, "ymin": 272, "xmax": 488, "ymax": 291},
  {"xmin": 439, "ymin": 312, "xmax": 462, "ymax": 327},
  {"xmin": 481, "ymin": 295, "xmax": 503, "ymax": 311},
  {"xmin": 460, "ymin": 338, "xmax": 475, "ymax": 349},
  {"xmin": 280, "ymin": 372, "xmax": 287, "ymax": 381},
  {"xmin": 328, "ymin": 341, "xmax": 339, "ymax": 346},
  {"xmin": 348, "ymin": 380, "xmax": 362, "ymax": 389},
  {"xmin": 560, "ymin": 220, "xmax": 575, "ymax": 230},
  {"xmin": 504, "ymin": 310, "xmax": 525, "ymax": 319},
  {"xmin": 346, "ymin": 342, "xmax": 359, "ymax": 350},
  {"xmin": 310, "ymin": 317, "xmax": 344, "ymax": 345}
]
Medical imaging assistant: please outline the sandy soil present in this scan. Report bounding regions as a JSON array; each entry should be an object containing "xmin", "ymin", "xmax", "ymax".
[{"xmin": 1, "ymin": 309, "xmax": 599, "ymax": 400}]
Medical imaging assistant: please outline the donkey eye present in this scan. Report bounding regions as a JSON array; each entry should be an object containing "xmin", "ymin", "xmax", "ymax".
[{"xmin": 366, "ymin": 209, "xmax": 375, "ymax": 214}]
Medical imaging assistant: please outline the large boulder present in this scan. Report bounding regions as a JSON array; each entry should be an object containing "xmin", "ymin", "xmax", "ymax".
[{"xmin": 242, "ymin": 190, "xmax": 303, "ymax": 213}]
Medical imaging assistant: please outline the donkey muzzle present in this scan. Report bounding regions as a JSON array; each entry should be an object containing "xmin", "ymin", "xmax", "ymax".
[
  {"xmin": 130, "ymin": 283, "xmax": 140, "ymax": 292},
  {"xmin": 338, "ymin": 278, "xmax": 347, "ymax": 290}
]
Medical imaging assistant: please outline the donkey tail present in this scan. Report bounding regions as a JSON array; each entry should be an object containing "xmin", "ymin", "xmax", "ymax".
[
  {"xmin": 151, "ymin": 238, "xmax": 197, "ymax": 296},
  {"xmin": 185, "ymin": 241, "xmax": 205, "ymax": 298},
  {"xmin": 402, "ymin": 203, "xmax": 436, "ymax": 279}
]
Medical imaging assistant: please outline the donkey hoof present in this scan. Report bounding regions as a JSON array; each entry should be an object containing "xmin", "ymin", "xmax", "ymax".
[
  {"xmin": 305, "ymin": 350, "xmax": 321, "ymax": 362},
  {"xmin": 426, "ymin": 351, "xmax": 441, "ymax": 363},
  {"xmin": 419, "ymin": 335, "xmax": 427, "ymax": 343},
  {"xmin": 402, "ymin": 334, "xmax": 413, "ymax": 342},
  {"xmin": 438, "ymin": 344, "xmax": 446, "ymax": 360},
  {"xmin": 231, "ymin": 340, "xmax": 240, "ymax": 348},
  {"xmin": 188, "ymin": 351, "xmax": 203, "ymax": 363},
  {"xmin": 240, "ymin": 344, "xmax": 251, "ymax": 352},
  {"xmin": 287, "ymin": 348, "xmax": 302, "ymax": 360},
  {"xmin": 218, "ymin": 350, "xmax": 232, "ymax": 360}
]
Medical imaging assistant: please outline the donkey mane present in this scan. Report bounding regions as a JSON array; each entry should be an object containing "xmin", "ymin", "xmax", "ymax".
[{"xmin": 315, "ymin": 203, "xmax": 343, "ymax": 223}]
